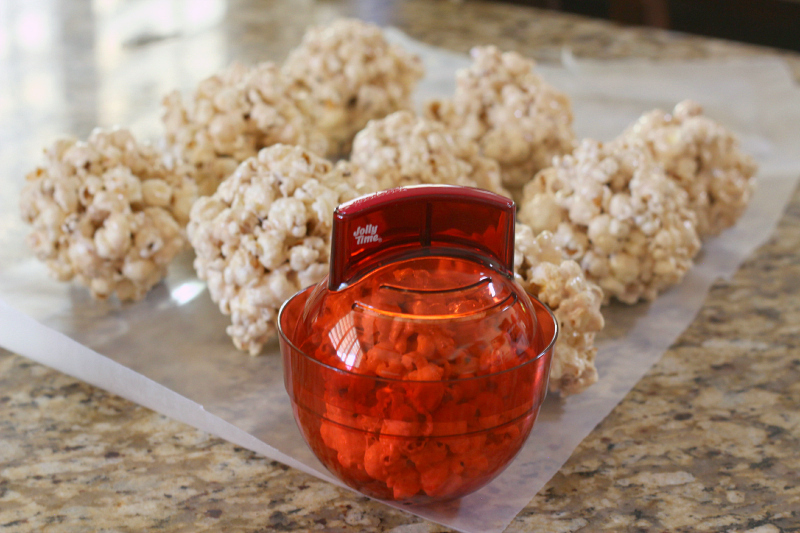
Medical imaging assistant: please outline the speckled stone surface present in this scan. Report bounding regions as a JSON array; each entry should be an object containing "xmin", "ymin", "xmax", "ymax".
[{"xmin": 1, "ymin": 1, "xmax": 799, "ymax": 531}]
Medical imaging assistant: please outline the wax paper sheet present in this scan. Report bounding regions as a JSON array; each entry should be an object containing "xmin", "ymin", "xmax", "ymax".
[{"xmin": 2, "ymin": 30, "xmax": 800, "ymax": 533}]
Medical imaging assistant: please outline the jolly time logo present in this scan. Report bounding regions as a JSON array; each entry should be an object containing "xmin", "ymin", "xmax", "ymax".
[{"xmin": 353, "ymin": 223, "xmax": 382, "ymax": 245}]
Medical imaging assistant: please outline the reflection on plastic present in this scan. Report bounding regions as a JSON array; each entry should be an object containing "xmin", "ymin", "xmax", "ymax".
[
  {"xmin": 328, "ymin": 312, "xmax": 364, "ymax": 370},
  {"xmin": 169, "ymin": 280, "xmax": 206, "ymax": 306}
]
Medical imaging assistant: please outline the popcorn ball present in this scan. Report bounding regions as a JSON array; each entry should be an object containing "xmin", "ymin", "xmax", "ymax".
[
  {"xmin": 349, "ymin": 111, "xmax": 509, "ymax": 197},
  {"xmin": 282, "ymin": 18, "xmax": 424, "ymax": 156},
  {"xmin": 518, "ymin": 138, "xmax": 701, "ymax": 304},
  {"xmin": 187, "ymin": 144, "xmax": 363, "ymax": 355},
  {"xmin": 20, "ymin": 128, "xmax": 197, "ymax": 301},
  {"xmin": 426, "ymin": 45, "xmax": 575, "ymax": 192},
  {"xmin": 622, "ymin": 100, "xmax": 757, "ymax": 237},
  {"xmin": 162, "ymin": 61, "xmax": 327, "ymax": 196},
  {"xmin": 514, "ymin": 224, "xmax": 604, "ymax": 395}
]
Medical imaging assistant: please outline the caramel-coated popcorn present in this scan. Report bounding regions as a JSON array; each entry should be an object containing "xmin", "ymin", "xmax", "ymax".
[
  {"xmin": 162, "ymin": 61, "xmax": 326, "ymax": 196},
  {"xmin": 349, "ymin": 111, "xmax": 509, "ymax": 197},
  {"xmin": 514, "ymin": 224, "xmax": 604, "ymax": 395},
  {"xmin": 188, "ymin": 144, "xmax": 364, "ymax": 355},
  {"xmin": 427, "ymin": 46, "xmax": 575, "ymax": 193},
  {"xmin": 283, "ymin": 18, "xmax": 424, "ymax": 156},
  {"xmin": 518, "ymin": 138, "xmax": 701, "ymax": 304},
  {"xmin": 622, "ymin": 100, "xmax": 757, "ymax": 237},
  {"xmin": 20, "ymin": 128, "xmax": 196, "ymax": 301}
]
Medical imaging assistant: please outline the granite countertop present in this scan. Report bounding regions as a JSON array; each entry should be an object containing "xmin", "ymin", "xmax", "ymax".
[{"xmin": 2, "ymin": 1, "xmax": 799, "ymax": 531}]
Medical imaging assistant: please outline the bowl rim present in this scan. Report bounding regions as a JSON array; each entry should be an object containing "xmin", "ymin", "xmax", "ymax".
[{"xmin": 277, "ymin": 285, "xmax": 559, "ymax": 384}]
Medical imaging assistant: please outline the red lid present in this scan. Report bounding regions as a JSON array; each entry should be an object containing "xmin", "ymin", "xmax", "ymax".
[{"xmin": 329, "ymin": 185, "xmax": 516, "ymax": 290}]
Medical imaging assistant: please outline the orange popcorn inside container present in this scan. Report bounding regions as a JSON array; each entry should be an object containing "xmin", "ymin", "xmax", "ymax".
[{"xmin": 279, "ymin": 185, "xmax": 557, "ymax": 502}]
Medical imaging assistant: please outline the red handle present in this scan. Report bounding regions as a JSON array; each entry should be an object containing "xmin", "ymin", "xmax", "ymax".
[{"xmin": 329, "ymin": 185, "xmax": 516, "ymax": 289}]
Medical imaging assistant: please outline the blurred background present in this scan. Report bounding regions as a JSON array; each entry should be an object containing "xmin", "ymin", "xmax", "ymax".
[
  {"xmin": 505, "ymin": 0, "xmax": 800, "ymax": 52},
  {"xmin": 0, "ymin": 0, "xmax": 797, "ymax": 193}
]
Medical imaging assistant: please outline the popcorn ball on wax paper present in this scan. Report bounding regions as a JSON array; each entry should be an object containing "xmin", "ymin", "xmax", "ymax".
[
  {"xmin": 622, "ymin": 100, "xmax": 757, "ymax": 238},
  {"xmin": 349, "ymin": 110, "xmax": 509, "ymax": 197},
  {"xmin": 20, "ymin": 127, "xmax": 197, "ymax": 301},
  {"xmin": 187, "ymin": 144, "xmax": 364, "ymax": 355},
  {"xmin": 162, "ymin": 61, "xmax": 327, "ymax": 196},
  {"xmin": 282, "ymin": 18, "xmax": 424, "ymax": 156},
  {"xmin": 518, "ymin": 138, "xmax": 701, "ymax": 304},
  {"xmin": 426, "ymin": 45, "xmax": 575, "ymax": 193},
  {"xmin": 514, "ymin": 224, "xmax": 604, "ymax": 395}
]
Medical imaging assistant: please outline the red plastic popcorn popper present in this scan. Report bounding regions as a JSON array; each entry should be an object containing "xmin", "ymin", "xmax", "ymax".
[{"xmin": 278, "ymin": 185, "xmax": 558, "ymax": 503}]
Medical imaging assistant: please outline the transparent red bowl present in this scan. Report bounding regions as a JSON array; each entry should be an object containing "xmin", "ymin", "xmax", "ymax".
[
  {"xmin": 278, "ymin": 185, "xmax": 558, "ymax": 502},
  {"xmin": 278, "ymin": 280, "xmax": 557, "ymax": 503}
]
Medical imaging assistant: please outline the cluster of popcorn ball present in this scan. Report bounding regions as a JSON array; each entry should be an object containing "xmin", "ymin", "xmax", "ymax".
[
  {"xmin": 518, "ymin": 138, "xmax": 702, "ymax": 304},
  {"xmin": 283, "ymin": 18, "xmax": 424, "ymax": 155},
  {"xmin": 188, "ymin": 145, "xmax": 364, "ymax": 355},
  {"xmin": 162, "ymin": 61, "xmax": 328, "ymax": 196},
  {"xmin": 349, "ymin": 111, "xmax": 508, "ymax": 197},
  {"xmin": 427, "ymin": 46, "xmax": 576, "ymax": 193},
  {"xmin": 514, "ymin": 225, "xmax": 605, "ymax": 395},
  {"xmin": 20, "ymin": 128, "xmax": 197, "ymax": 301},
  {"xmin": 621, "ymin": 100, "xmax": 757, "ymax": 238},
  {"xmin": 20, "ymin": 18, "xmax": 758, "ymax": 396},
  {"xmin": 161, "ymin": 18, "xmax": 423, "ymax": 196}
]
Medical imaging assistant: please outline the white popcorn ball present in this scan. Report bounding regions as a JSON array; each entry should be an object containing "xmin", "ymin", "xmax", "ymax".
[
  {"xmin": 514, "ymin": 224, "xmax": 604, "ymax": 395},
  {"xmin": 188, "ymin": 144, "xmax": 363, "ymax": 355},
  {"xmin": 426, "ymin": 46, "xmax": 575, "ymax": 193},
  {"xmin": 162, "ymin": 61, "xmax": 327, "ymax": 196},
  {"xmin": 20, "ymin": 128, "xmax": 196, "ymax": 301},
  {"xmin": 622, "ymin": 100, "xmax": 757, "ymax": 237},
  {"xmin": 349, "ymin": 111, "xmax": 510, "ymax": 197},
  {"xmin": 518, "ymin": 138, "xmax": 701, "ymax": 304},
  {"xmin": 282, "ymin": 18, "xmax": 424, "ymax": 156}
]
